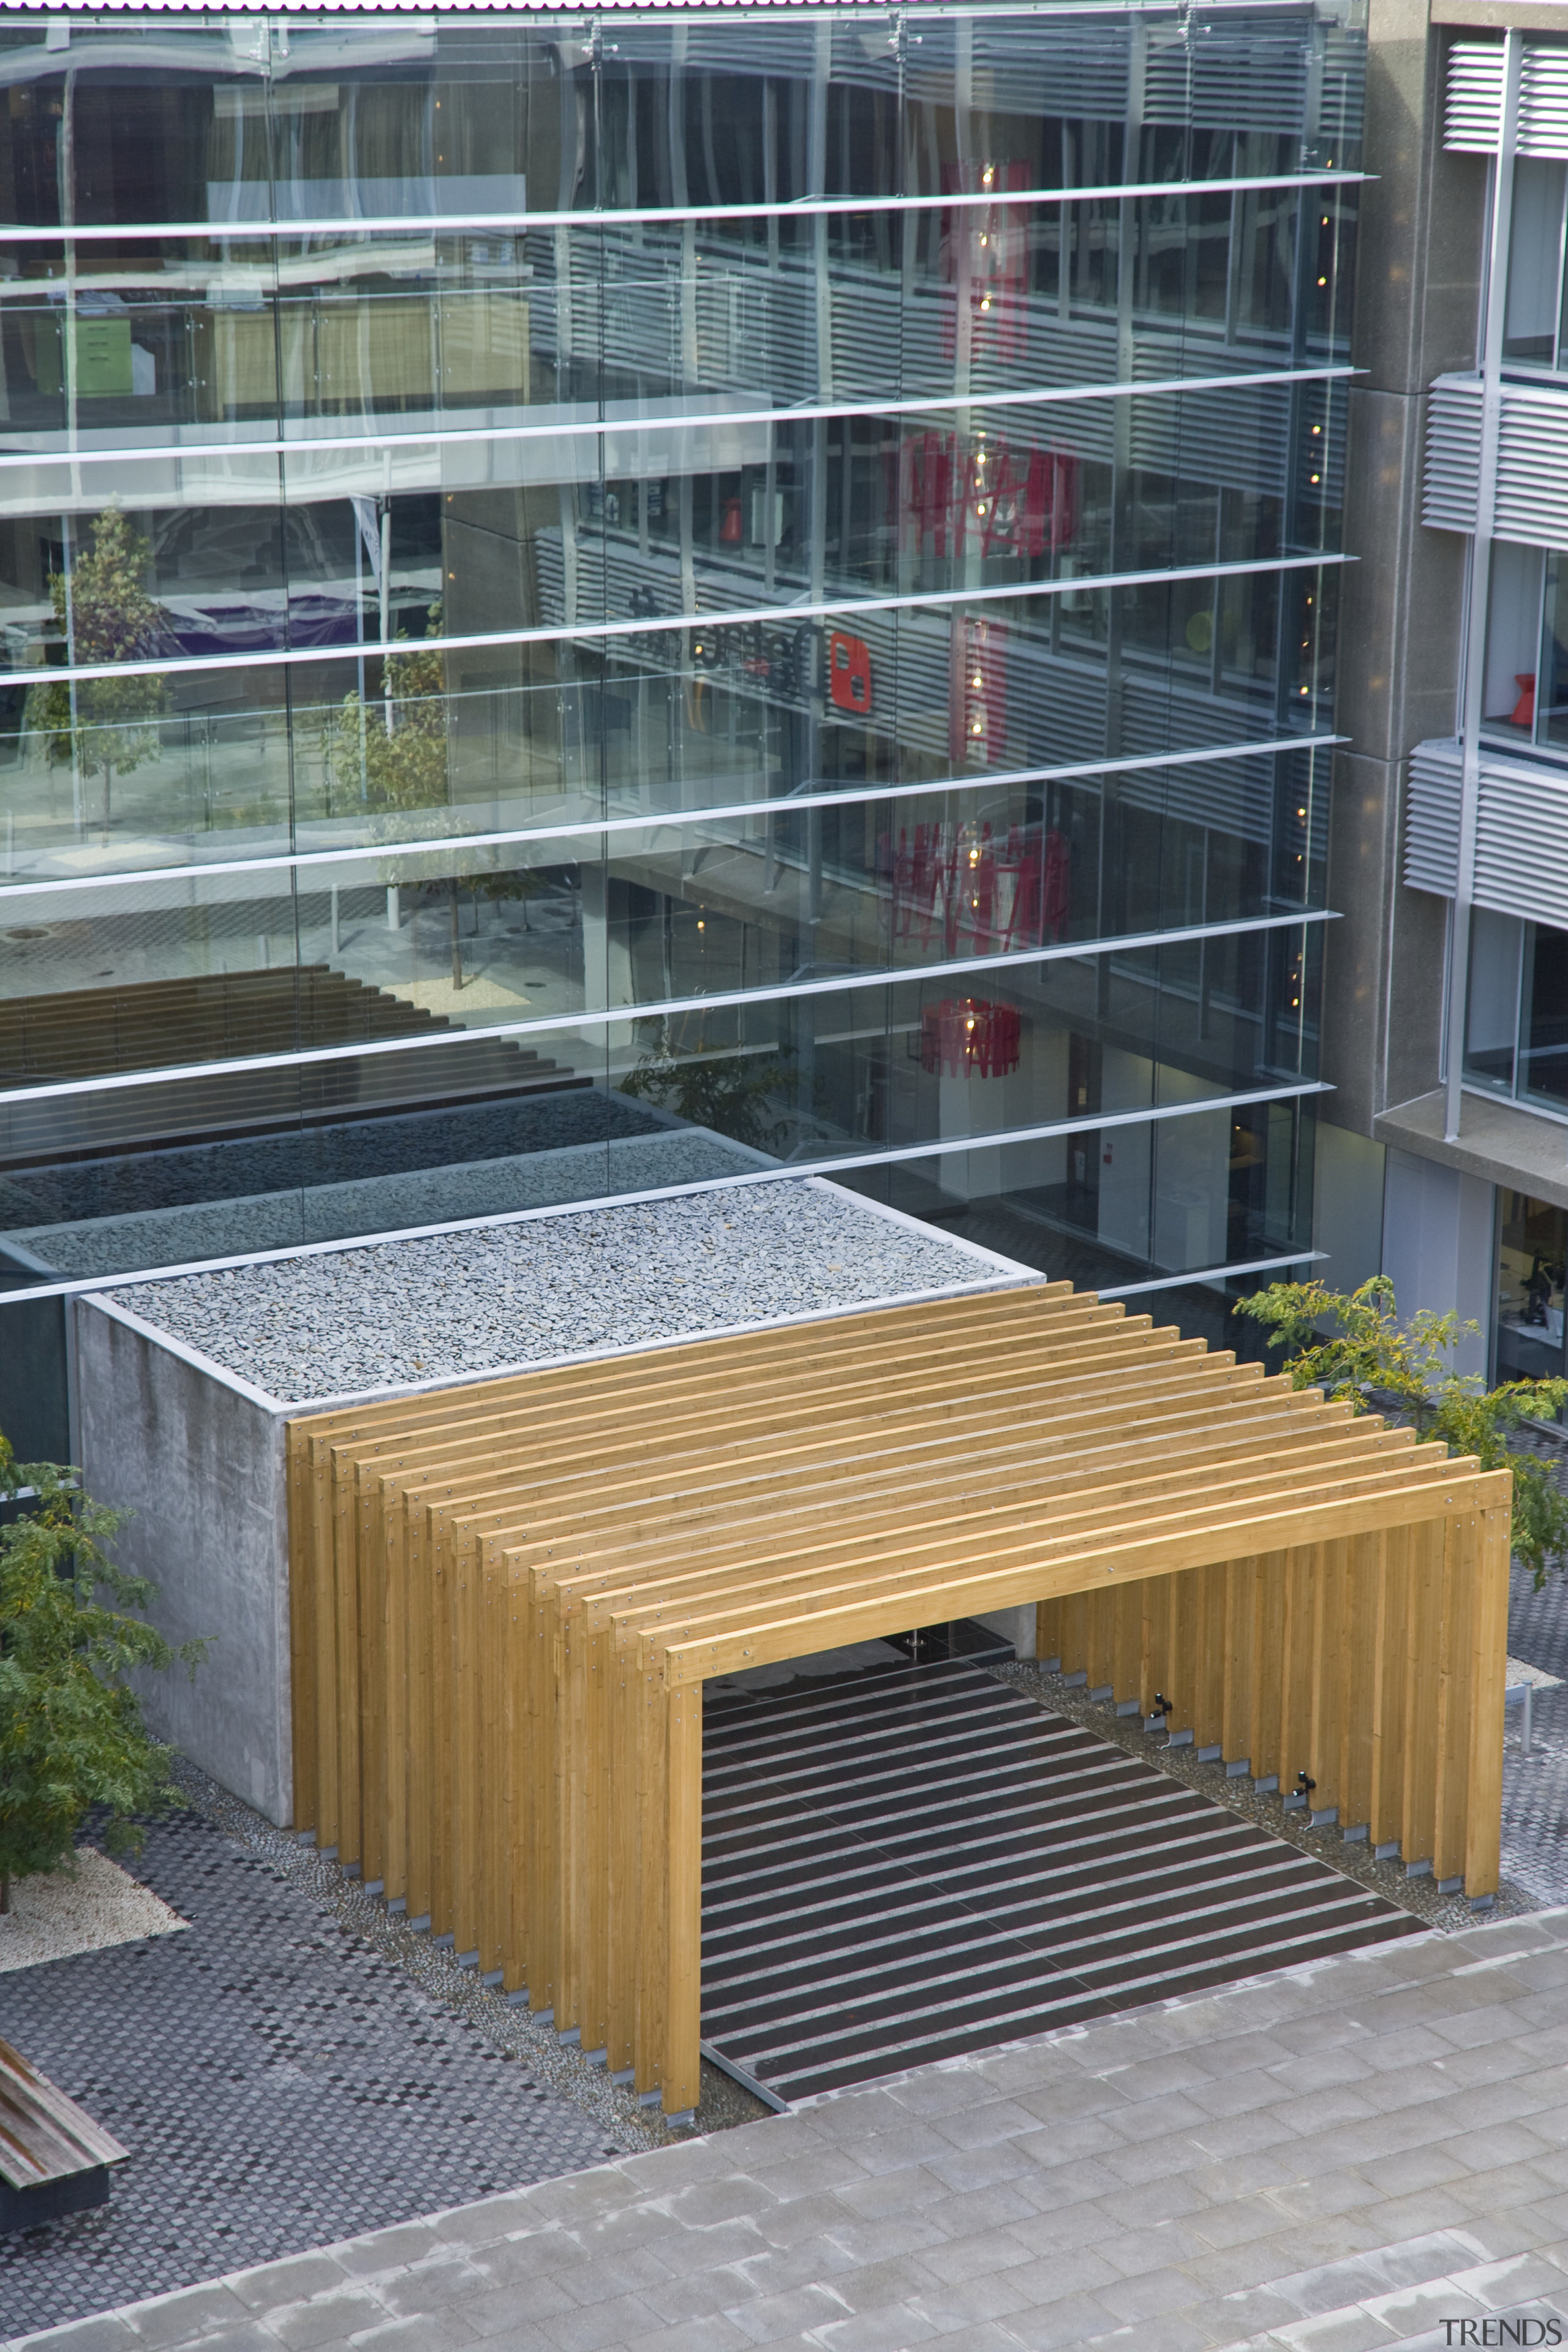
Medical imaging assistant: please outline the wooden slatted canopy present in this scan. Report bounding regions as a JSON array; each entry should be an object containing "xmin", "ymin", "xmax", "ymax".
[{"xmin": 287, "ymin": 1281, "xmax": 1512, "ymax": 2115}]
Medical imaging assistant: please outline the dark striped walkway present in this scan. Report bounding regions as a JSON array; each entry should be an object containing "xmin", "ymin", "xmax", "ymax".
[{"xmin": 700, "ymin": 1648, "xmax": 1424, "ymax": 2103}]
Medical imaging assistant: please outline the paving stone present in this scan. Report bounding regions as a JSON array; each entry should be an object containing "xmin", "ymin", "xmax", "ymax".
[
  {"xmin": 824, "ymin": 2166, "xmax": 951, "ymax": 2222},
  {"xmin": 906, "ymin": 2274, "xmax": 1035, "ymax": 2331},
  {"xmin": 810, "ymin": 2305, "xmax": 941, "ymax": 2352},
  {"xmin": 1090, "ymin": 2261, "xmax": 1207, "ymax": 2324},
  {"xmin": 978, "ymin": 2296, "xmax": 1112, "ymax": 2351},
  {"xmin": 727, "ymin": 2285, "xmax": 849, "ymax": 2343},
  {"xmin": 641, "ymin": 2267, "xmax": 756, "ymax": 2325},
  {"xmin": 1265, "ymin": 2312, "xmax": 1403, "ymax": 2352},
  {"xmin": 536, "ymin": 2290, "xmax": 663, "ymax": 2352},
  {"xmin": 263, "ymin": 2291, "xmax": 391, "ymax": 2351}
]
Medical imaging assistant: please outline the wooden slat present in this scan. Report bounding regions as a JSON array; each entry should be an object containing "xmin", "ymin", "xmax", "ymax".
[
  {"xmin": 1464, "ymin": 1504, "xmax": 1511, "ymax": 1899},
  {"xmin": 1369, "ymin": 1522, "xmax": 1411, "ymax": 1852},
  {"xmin": 0, "ymin": 2039, "xmax": 128, "ymax": 2189},
  {"xmin": 282, "ymin": 1282, "xmax": 1516, "ymax": 2114}
]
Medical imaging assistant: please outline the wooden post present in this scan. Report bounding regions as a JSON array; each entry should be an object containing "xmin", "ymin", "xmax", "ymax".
[
  {"xmin": 1434, "ymin": 1510, "xmax": 1480, "ymax": 1885},
  {"xmin": 1251, "ymin": 1548, "xmax": 1286, "ymax": 1785},
  {"xmin": 1402, "ymin": 1515, "xmax": 1444, "ymax": 1869},
  {"xmin": 1220, "ymin": 1555, "xmax": 1259, "ymax": 1769},
  {"xmin": 663, "ymin": 1678, "xmax": 703, "ymax": 2116},
  {"xmin": 1339, "ymin": 1531, "xmax": 1381, "ymax": 1834},
  {"xmin": 1464, "ymin": 1500, "xmax": 1510, "ymax": 1897},
  {"xmin": 1306, "ymin": 1539, "xmax": 1349, "ymax": 1816},
  {"xmin": 1085, "ymin": 1586, "xmax": 1116, "ymax": 1692},
  {"xmin": 635, "ymin": 1658, "xmax": 669, "ymax": 2098},
  {"xmin": 1189, "ymin": 1561, "xmax": 1227, "ymax": 1751}
]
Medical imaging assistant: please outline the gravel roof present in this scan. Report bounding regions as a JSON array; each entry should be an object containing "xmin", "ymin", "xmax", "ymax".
[{"xmin": 118, "ymin": 1177, "xmax": 1030, "ymax": 1404}]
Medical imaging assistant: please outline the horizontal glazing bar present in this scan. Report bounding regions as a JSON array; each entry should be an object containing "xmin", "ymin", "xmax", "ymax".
[
  {"xmin": 0, "ymin": 363, "xmax": 1354, "ymax": 478},
  {"xmin": 1099, "ymin": 1250, "xmax": 1322, "ymax": 1298},
  {"xmin": 0, "ymin": 1078, "xmax": 1331, "ymax": 1314},
  {"xmin": 0, "ymin": 902, "xmax": 1336, "ymax": 1110},
  {"xmin": 0, "ymin": 732, "xmax": 1340, "ymax": 903},
  {"xmin": 0, "ymin": 171, "xmax": 1366, "ymax": 244},
  {"xmin": 0, "ymin": 550, "xmax": 1349, "ymax": 693}
]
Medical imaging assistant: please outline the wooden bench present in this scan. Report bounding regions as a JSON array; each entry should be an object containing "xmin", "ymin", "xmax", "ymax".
[{"xmin": 0, "ymin": 2037, "xmax": 127, "ymax": 2234}]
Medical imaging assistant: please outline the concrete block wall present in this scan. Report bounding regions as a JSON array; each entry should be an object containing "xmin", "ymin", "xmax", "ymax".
[{"xmin": 74, "ymin": 1296, "xmax": 294, "ymax": 1826}]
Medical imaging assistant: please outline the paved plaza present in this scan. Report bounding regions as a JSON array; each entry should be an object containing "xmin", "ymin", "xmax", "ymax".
[
  {"xmin": 14, "ymin": 1904, "xmax": 1568, "ymax": 2352},
  {"xmin": 8, "ymin": 1538, "xmax": 1568, "ymax": 2350}
]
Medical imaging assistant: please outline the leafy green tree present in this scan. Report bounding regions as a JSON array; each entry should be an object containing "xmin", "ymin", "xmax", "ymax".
[
  {"xmin": 620, "ymin": 1028, "xmax": 795, "ymax": 1154},
  {"xmin": 1235, "ymin": 1274, "xmax": 1568, "ymax": 1586},
  {"xmin": 0, "ymin": 1437, "xmax": 205, "ymax": 1913},
  {"xmin": 29, "ymin": 505, "xmax": 168, "ymax": 789},
  {"xmin": 323, "ymin": 603, "xmax": 448, "ymax": 816}
]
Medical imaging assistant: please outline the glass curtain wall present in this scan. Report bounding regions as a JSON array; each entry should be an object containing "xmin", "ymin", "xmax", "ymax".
[{"xmin": 0, "ymin": 2, "xmax": 1361, "ymax": 1392}]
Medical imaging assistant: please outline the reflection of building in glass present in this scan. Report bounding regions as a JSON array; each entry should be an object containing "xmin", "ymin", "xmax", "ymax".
[
  {"xmin": 1322, "ymin": 12, "xmax": 1568, "ymax": 1393},
  {"xmin": 0, "ymin": 3, "xmax": 1362, "ymax": 1452}
]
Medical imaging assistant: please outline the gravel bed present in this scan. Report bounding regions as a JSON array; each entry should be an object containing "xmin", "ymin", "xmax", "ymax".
[
  {"xmin": 120, "ymin": 1178, "xmax": 1021, "ymax": 1401},
  {"xmin": 15, "ymin": 1128, "xmax": 770, "ymax": 1280},
  {"xmin": 0, "ymin": 1847, "xmax": 186, "ymax": 1975}
]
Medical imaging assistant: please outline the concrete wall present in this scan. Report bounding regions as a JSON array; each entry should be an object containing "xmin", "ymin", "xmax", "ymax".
[
  {"xmin": 976, "ymin": 1606, "xmax": 1038, "ymax": 1660},
  {"xmin": 1381, "ymin": 1146, "xmax": 1494, "ymax": 1378},
  {"xmin": 74, "ymin": 1298, "xmax": 292, "ymax": 1826}
]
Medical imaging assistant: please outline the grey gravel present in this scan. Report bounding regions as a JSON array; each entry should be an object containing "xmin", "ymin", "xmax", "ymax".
[{"xmin": 118, "ymin": 1177, "xmax": 1026, "ymax": 1402}]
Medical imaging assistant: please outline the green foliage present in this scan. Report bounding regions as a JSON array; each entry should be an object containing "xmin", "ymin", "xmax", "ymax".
[
  {"xmin": 0, "ymin": 1434, "xmax": 206, "ymax": 1899},
  {"xmin": 1235, "ymin": 1275, "xmax": 1568, "ymax": 1585},
  {"xmin": 620, "ymin": 1031, "xmax": 794, "ymax": 1154},
  {"xmin": 28, "ymin": 506, "xmax": 168, "ymax": 780},
  {"xmin": 323, "ymin": 605, "xmax": 449, "ymax": 815}
]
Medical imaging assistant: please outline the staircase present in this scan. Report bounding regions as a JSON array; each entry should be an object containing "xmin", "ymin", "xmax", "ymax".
[
  {"xmin": 701, "ymin": 1649, "xmax": 1423, "ymax": 2104},
  {"xmin": 0, "ymin": 966, "xmax": 580, "ymax": 1163}
]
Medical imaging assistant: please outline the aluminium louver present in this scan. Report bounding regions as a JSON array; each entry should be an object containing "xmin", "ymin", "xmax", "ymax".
[
  {"xmin": 1446, "ymin": 37, "xmax": 1568, "ymax": 157},
  {"xmin": 1423, "ymin": 374, "xmax": 1568, "ymax": 543},
  {"xmin": 1406, "ymin": 735, "xmax": 1568, "ymax": 930},
  {"xmin": 1405, "ymin": 738, "xmax": 1461, "ymax": 895}
]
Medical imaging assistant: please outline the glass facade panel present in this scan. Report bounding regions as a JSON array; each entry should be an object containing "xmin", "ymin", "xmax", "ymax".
[
  {"xmin": 1464, "ymin": 910, "xmax": 1568, "ymax": 1118},
  {"xmin": 0, "ymin": 0, "xmax": 1360, "ymax": 1446},
  {"xmin": 1496, "ymin": 1189, "xmax": 1568, "ymax": 1384},
  {"xmin": 0, "ymin": 940, "xmax": 1319, "ymax": 1288}
]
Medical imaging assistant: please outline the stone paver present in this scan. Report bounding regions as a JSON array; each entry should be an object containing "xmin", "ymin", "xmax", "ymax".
[{"xmin": 14, "ymin": 1909, "xmax": 1568, "ymax": 2352}]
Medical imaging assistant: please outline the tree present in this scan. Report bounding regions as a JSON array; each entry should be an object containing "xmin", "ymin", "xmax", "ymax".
[
  {"xmin": 29, "ymin": 505, "xmax": 168, "ymax": 796},
  {"xmin": 1234, "ymin": 1274, "xmax": 1568, "ymax": 1586},
  {"xmin": 0, "ymin": 1437, "xmax": 205, "ymax": 1914},
  {"xmin": 323, "ymin": 603, "xmax": 449, "ymax": 816},
  {"xmin": 620, "ymin": 1027, "xmax": 795, "ymax": 1154}
]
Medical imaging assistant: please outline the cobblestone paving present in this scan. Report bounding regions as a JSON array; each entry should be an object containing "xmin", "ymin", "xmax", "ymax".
[
  {"xmin": 17, "ymin": 1906, "xmax": 1568, "ymax": 2352},
  {"xmin": 1501, "ymin": 1561, "xmax": 1568, "ymax": 1907},
  {"xmin": 0, "ymin": 1812, "xmax": 622, "ymax": 2339}
]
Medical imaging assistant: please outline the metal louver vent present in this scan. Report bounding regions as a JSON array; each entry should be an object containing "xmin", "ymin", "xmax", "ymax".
[
  {"xmin": 1423, "ymin": 374, "xmax": 1568, "ymax": 543},
  {"xmin": 1405, "ymin": 739, "xmax": 1461, "ymax": 895},
  {"xmin": 1446, "ymin": 40, "xmax": 1506, "ymax": 149},
  {"xmin": 1422, "ymin": 376, "xmax": 1481, "ymax": 533},
  {"xmin": 1446, "ymin": 37, "xmax": 1568, "ymax": 157},
  {"xmin": 1406, "ymin": 735, "xmax": 1568, "ymax": 929}
]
